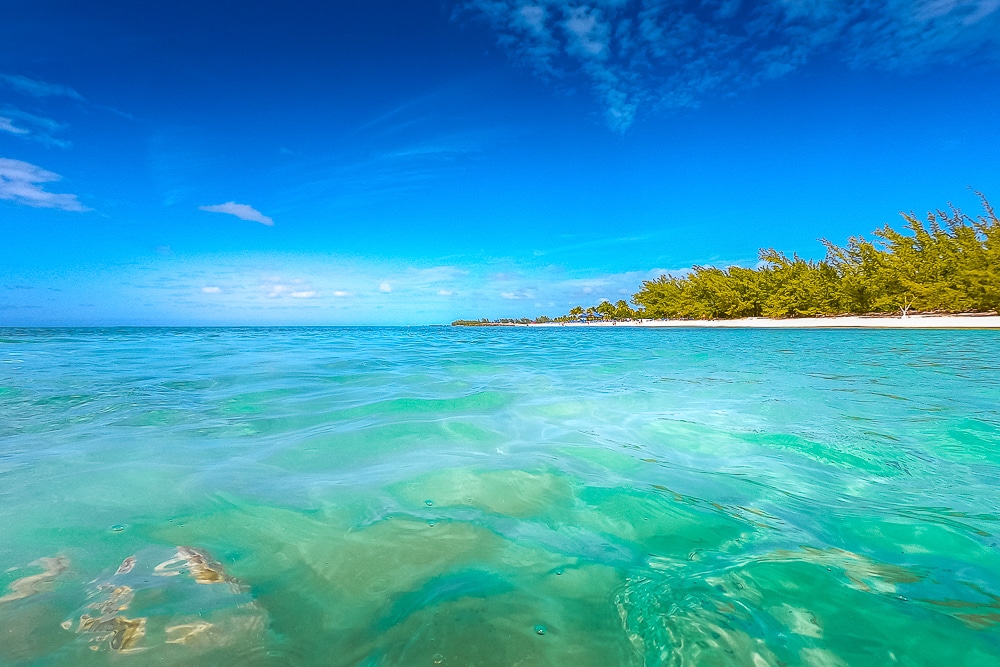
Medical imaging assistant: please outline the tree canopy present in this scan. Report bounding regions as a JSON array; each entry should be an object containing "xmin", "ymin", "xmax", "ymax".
[
  {"xmin": 634, "ymin": 193, "xmax": 1000, "ymax": 319},
  {"xmin": 454, "ymin": 193, "xmax": 1000, "ymax": 325}
]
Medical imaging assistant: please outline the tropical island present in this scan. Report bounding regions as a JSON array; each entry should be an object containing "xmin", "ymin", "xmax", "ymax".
[{"xmin": 454, "ymin": 193, "xmax": 1000, "ymax": 326}]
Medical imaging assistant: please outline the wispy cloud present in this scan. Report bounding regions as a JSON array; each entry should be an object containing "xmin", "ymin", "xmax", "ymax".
[
  {"xmin": 199, "ymin": 201, "xmax": 274, "ymax": 226},
  {"xmin": 0, "ymin": 117, "xmax": 29, "ymax": 136},
  {"xmin": 379, "ymin": 282, "xmax": 393, "ymax": 293},
  {"xmin": 259, "ymin": 276, "xmax": 317, "ymax": 298},
  {"xmin": 460, "ymin": 0, "xmax": 1000, "ymax": 131},
  {"xmin": 501, "ymin": 289, "xmax": 535, "ymax": 299},
  {"xmin": 286, "ymin": 135, "xmax": 485, "ymax": 206},
  {"xmin": 280, "ymin": 89, "xmax": 494, "ymax": 209},
  {"xmin": 0, "ymin": 158, "xmax": 89, "ymax": 211},
  {"xmin": 0, "ymin": 73, "xmax": 85, "ymax": 101},
  {"xmin": 412, "ymin": 266, "xmax": 470, "ymax": 283},
  {"xmin": 0, "ymin": 107, "xmax": 71, "ymax": 148}
]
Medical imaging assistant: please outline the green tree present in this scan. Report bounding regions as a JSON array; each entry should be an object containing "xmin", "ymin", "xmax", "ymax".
[
  {"xmin": 821, "ymin": 235, "xmax": 893, "ymax": 313},
  {"xmin": 758, "ymin": 250, "xmax": 841, "ymax": 317},
  {"xmin": 873, "ymin": 194, "xmax": 1000, "ymax": 312},
  {"xmin": 584, "ymin": 193, "xmax": 998, "ymax": 322},
  {"xmin": 614, "ymin": 299, "xmax": 636, "ymax": 319},
  {"xmin": 596, "ymin": 300, "xmax": 616, "ymax": 319},
  {"xmin": 633, "ymin": 274, "xmax": 688, "ymax": 318}
]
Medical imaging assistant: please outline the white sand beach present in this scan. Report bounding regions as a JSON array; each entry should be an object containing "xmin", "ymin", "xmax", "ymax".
[{"xmin": 522, "ymin": 314, "xmax": 1000, "ymax": 329}]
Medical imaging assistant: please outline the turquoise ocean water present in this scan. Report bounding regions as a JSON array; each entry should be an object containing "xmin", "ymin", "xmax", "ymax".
[{"xmin": 1, "ymin": 327, "xmax": 998, "ymax": 665}]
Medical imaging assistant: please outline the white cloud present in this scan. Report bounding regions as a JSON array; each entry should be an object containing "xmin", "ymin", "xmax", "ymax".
[
  {"xmin": 564, "ymin": 6, "xmax": 609, "ymax": 58},
  {"xmin": 0, "ymin": 74, "xmax": 85, "ymax": 101},
  {"xmin": 90, "ymin": 252, "xmax": 698, "ymax": 325},
  {"xmin": 0, "ymin": 158, "xmax": 88, "ymax": 211},
  {"xmin": 413, "ymin": 266, "xmax": 470, "ymax": 283},
  {"xmin": 501, "ymin": 290, "xmax": 535, "ymax": 299},
  {"xmin": 0, "ymin": 108, "xmax": 71, "ymax": 148},
  {"xmin": 462, "ymin": 0, "xmax": 1000, "ymax": 131},
  {"xmin": 201, "ymin": 286, "xmax": 222, "ymax": 294},
  {"xmin": 259, "ymin": 276, "xmax": 319, "ymax": 299},
  {"xmin": 379, "ymin": 282, "xmax": 393, "ymax": 292},
  {"xmin": 0, "ymin": 117, "xmax": 29, "ymax": 136},
  {"xmin": 438, "ymin": 290, "xmax": 455, "ymax": 296},
  {"xmin": 199, "ymin": 201, "xmax": 274, "ymax": 226}
]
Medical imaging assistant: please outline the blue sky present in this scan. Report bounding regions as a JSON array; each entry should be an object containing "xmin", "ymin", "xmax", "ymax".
[{"xmin": 2, "ymin": 0, "xmax": 999, "ymax": 325}]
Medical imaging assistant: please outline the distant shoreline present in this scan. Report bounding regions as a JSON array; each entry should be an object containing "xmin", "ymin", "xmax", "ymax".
[{"xmin": 462, "ymin": 314, "xmax": 1000, "ymax": 329}]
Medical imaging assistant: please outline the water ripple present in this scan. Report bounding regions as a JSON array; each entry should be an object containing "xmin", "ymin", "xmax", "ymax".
[{"xmin": 1, "ymin": 327, "xmax": 998, "ymax": 665}]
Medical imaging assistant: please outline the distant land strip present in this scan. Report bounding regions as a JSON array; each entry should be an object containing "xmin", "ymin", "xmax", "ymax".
[{"xmin": 455, "ymin": 193, "xmax": 1000, "ymax": 327}]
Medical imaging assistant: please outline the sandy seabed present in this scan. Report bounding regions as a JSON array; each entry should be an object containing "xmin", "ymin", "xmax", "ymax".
[{"xmin": 520, "ymin": 314, "xmax": 1000, "ymax": 329}]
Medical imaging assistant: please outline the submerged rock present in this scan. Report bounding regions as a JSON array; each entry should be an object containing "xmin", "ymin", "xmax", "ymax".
[
  {"xmin": 74, "ymin": 584, "xmax": 147, "ymax": 653},
  {"xmin": 154, "ymin": 546, "xmax": 241, "ymax": 589},
  {"xmin": 60, "ymin": 545, "xmax": 264, "ymax": 656},
  {"xmin": 115, "ymin": 555, "xmax": 136, "ymax": 576},
  {"xmin": 164, "ymin": 621, "xmax": 213, "ymax": 644},
  {"xmin": 0, "ymin": 556, "xmax": 70, "ymax": 604}
]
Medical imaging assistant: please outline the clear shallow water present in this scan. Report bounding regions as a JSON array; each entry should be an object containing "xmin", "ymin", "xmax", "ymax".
[{"xmin": 1, "ymin": 327, "xmax": 998, "ymax": 666}]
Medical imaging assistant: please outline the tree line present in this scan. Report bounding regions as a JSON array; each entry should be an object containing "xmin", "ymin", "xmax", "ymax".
[{"xmin": 453, "ymin": 193, "xmax": 999, "ymax": 324}]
